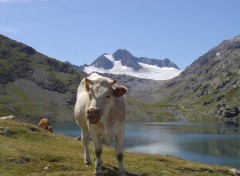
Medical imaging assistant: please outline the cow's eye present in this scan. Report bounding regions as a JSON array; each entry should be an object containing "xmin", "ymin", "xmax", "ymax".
[{"xmin": 106, "ymin": 95, "xmax": 111, "ymax": 99}]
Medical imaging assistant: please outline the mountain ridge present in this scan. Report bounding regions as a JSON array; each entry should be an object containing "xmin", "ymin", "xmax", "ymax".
[
  {"xmin": 82, "ymin": 49, "xmax": 181, "ymax": 80},
  {"xmin": 92, "ymin": 49, "xmax": 180, "ymax": 70}
]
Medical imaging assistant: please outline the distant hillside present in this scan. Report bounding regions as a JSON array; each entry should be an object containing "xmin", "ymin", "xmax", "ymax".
[
  {"xmin": 0, "ymin": 34, "xmax": 84, "ymax": 122},
  {"xmin": 81, "ymin": 49, "xmax": 181, "ymax": 80},
  {"xmin": 134, "ymin": 36, "xmax": 240, "ymax": 120}
]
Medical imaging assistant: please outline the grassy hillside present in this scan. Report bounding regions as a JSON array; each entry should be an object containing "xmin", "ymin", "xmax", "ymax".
[
  {"xmin": 129, "ymin": 36, "xmax": 240, "ymax": 121},
  {"xmin": 0, "ymin": 120, "xmax": 237, "ymax": 176},
  {"xmin": 162, "ymin": 36, "xmax": 240, "ymax": 120},
  {"xmin": 0, "ymin": 34, "xmax": 84, "ymax": 122}
]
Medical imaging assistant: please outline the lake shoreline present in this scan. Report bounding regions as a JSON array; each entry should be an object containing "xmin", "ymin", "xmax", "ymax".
[{"xmin": 52, "ymin": 121, "xmax": 240, "ymax": 170}]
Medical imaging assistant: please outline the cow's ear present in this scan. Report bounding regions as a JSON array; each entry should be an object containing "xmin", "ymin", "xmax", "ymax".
[
  {"xmin": 111, "ymin": 79, "xmax": 117, "ymax": 85},
  {"xmin": 85, "ymin": 77, "xmax": 93, "ymax": 91},
  {"xmin": 113, "ymin": 86, "xmax": 127, "ymax": 97}
]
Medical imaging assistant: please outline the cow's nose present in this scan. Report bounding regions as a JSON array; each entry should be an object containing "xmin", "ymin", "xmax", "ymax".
[{"xmin": 87, "ymin": 108, "xmax": 101, "ymax": 115}]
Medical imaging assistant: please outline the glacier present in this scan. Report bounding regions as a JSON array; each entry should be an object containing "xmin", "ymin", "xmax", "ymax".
[{"xmin": 84, "ymin": 55, "xmax": 182, "ymax": 80}]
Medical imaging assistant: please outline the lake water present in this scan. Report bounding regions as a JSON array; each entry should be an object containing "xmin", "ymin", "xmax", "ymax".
[{"xmin": 52, "ymin": 121, "xmax": 240, "ymax": 169}]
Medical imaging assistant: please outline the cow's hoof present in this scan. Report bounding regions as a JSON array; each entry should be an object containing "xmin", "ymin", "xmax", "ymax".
[
  {"xmin": 94, "ymin": 167, "xmax": 102, "ymax": 176},
  {"xmin": 119, "ymin": 171, "xmax": 127, "ymax": 176},
  {"xmin": 93, "ymin": 171, "xmax": 102, "ymax": 176},
  {"xmin": 84, "ymin": 161, "xmax": 91, "ymax": 165}
]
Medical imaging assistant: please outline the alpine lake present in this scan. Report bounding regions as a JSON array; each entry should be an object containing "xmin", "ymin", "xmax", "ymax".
[{"xmin": 52, "ymin": 121, "xmax": 240, "ymax": 169}]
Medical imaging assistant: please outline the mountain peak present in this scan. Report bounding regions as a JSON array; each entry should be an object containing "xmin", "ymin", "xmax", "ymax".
[
  {"xmin": 82, "ymin": 49, "xmax": 181, "ymax": 80},
  {"xmin": 91, "ymin": 54, "xmax": 113, "ymax": 69},
  {"xmin": 113, "ymin": 49, "xmax": 133, "ymax": 61},
  {"xmin": 113, "ymin": 49, "xmax": 142, "ymax": 71}
]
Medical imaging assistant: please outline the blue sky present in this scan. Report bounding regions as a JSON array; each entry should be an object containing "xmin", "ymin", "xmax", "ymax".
[{"xmin": 0, "ymin": 0, "xmax": 240, "ymax": 69}]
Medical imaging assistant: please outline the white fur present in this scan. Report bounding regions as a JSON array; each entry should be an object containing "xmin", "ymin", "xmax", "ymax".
[{"xmin": 74, "ymin": 73, "xmax": 127, "ymax": 176}]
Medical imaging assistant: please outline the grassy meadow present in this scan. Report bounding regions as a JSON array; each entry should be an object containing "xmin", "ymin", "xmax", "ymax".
[{"xmin": 0, "ymin": 120, "xmax": 237, "ymax": 176}]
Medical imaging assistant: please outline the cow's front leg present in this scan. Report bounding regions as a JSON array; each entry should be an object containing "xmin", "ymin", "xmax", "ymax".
[
  {"xmin": 115, "ymin": 133, "xmax": 127, "ymax": 176},
  {"xmin": 94, "ymin": 147, "xmax": 102, "ymax": 176},
  {"xmin": 82, "ymin": 129, "xmax": 91, "ymax": 165},
  {"xmin": 90, "ymin": 130, "xmax": 102, "ymax": 175}
]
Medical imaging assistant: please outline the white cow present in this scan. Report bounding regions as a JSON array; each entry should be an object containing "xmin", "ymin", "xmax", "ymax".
[{"xmin": 74, "ymin": 73, "xmax": 128, "ymax": 176}]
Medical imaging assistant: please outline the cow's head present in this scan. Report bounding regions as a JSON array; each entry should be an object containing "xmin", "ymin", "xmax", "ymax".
[{"xmin": 84, "ymin": 77, "xmax": 127, "ymax": 124}]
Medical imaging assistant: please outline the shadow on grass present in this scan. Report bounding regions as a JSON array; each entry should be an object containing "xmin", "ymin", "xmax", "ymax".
[{"xmin": 102, "ymin": 166, "xmax": 148, "ymax": 176}]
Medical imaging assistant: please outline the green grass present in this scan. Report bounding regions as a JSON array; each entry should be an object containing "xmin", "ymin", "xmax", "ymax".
[
  {"xmin": 8, "ymin": 84, "xmax": 28, "ymax": 101},
  {"xmin": 0, "ymin": 120, "xmax": 237, "ymax": 176},
  {"xmin": 225, "ymin": 87, "xmax": 240, "ymax": 107}
]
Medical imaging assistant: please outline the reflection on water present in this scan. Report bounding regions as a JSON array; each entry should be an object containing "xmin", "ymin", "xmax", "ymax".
[{"xmin": 52, "ymin": 121, "xmax": 240, "ymax": 169}]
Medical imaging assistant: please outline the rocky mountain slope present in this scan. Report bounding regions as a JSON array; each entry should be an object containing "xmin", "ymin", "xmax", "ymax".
[
  {"xmin": 135, "ymin": 36, "xmax": 240, "ymax": 120},
  {"xmin": 82, "ymin": 49, "xmax": 182, "ymax": 80},
  {"xmin": 0, "ymin": 34, "xmax": 84, "ymax": 122},
  {"xmin": 96, "ymin": 72, "xmax": 165, "ymax": 97}
]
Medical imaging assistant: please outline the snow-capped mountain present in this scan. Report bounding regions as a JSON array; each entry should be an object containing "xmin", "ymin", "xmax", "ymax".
[{"xmin": 83, "ymin": 49, "xmax": 182, "ymax": 80}]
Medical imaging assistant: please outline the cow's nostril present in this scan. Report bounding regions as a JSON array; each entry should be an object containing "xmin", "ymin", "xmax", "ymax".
[
  {"xmin": 87, "ymin": 109, "xmax": 90, "ymax": 114},
  {"xmin": 87, "ymin": 108, "xmax": 101, "ymax": 115}
]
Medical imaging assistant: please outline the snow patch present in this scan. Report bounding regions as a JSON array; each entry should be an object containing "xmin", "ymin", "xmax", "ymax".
[
  {"xmin": 104, "ymin": 54, "xmax": 115, "ymax": 62},
  {"xmin": 84, "ymin": 55, "xmax": 182, "ymax": 80}
]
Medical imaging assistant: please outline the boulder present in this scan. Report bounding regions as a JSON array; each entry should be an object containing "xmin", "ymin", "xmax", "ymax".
[
  {"xmin": 223, "ymin": 107, "xmax": 240, "ymax": 118},
  {"xmin": 0, "ymin": 127, "xmax": 13, "ymax": 137},
  {"xmin": 0, "ymin": 115, "xmax": 16, "ymax": 120}
]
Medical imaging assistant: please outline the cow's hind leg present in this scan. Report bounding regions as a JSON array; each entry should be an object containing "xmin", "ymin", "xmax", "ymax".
[
  {"xmin": 82, "ymin": 129, "xmax": 91, "ymax": 165},
  {"xmin": 115, "ymin": 134, "xmax": 127, "ymax": 176}
]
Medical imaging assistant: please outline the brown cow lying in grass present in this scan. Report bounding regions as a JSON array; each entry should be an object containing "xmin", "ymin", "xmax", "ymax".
[{"xmin": 38, "ymin": 118, "xmax": 53, "ymax": 133}]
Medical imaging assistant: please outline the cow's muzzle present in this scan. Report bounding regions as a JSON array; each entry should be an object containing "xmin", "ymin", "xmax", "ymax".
[{"xmin": 87, "ymin": 108, "xmax": 101, "ymax": 124}]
